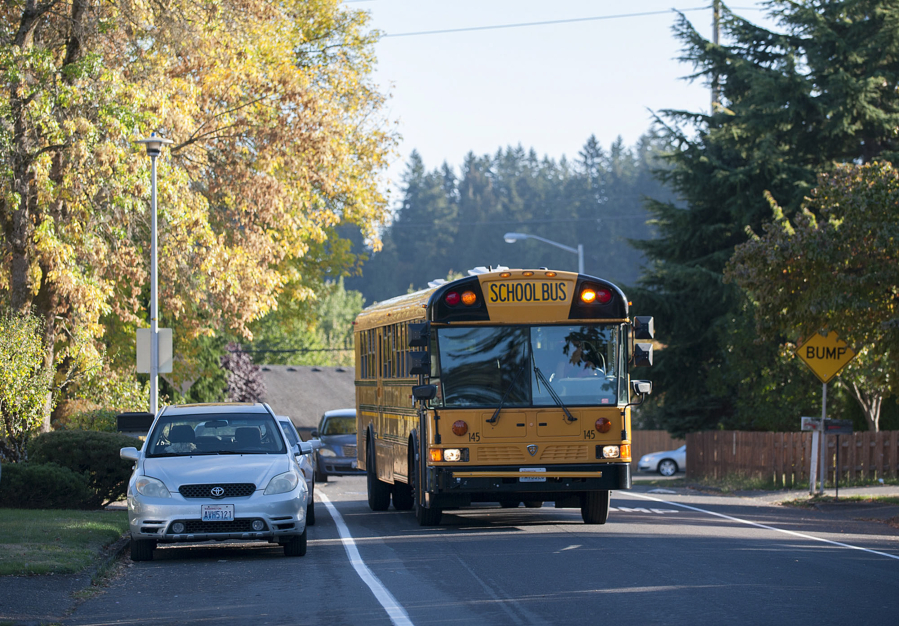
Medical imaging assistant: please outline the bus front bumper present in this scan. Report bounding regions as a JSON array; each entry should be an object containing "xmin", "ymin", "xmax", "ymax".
[{"xmin": 433, "ymin": 462, "xmax": 631, "ymax": 496}]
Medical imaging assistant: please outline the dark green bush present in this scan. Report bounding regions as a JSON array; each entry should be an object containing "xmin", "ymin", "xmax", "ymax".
[
  {"xmin": 28, "ymin": 430, "xmax": 139, "ymax": 507},
  {"xmin": 0, "ymin": 462, "xmax": 96, "ymax": 509}
]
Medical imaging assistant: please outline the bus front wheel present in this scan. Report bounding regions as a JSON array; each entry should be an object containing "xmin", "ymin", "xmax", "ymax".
[
  {"xmin": 581, "ymin": 490, "xmax": 611, "ymax": 524},
  {"xmin": 412, "ymin": 461, "xmax": 442, "ymax": 526}
]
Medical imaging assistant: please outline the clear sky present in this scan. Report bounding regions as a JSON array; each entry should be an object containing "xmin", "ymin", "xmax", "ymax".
[{"xmin": 352, "ymin": 0, "xmax": 776, "ymax": 197}]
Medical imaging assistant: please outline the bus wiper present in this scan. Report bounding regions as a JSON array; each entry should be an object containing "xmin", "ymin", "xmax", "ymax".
[
  {"xmin": 487, "ymin": 359, "xmax": 529, "ymax": 424},
  {"xmin": 533, "ymin": 366, "xmax": 577, "ymax": 424}
]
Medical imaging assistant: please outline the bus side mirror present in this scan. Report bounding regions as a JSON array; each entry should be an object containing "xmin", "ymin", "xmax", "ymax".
[
  {"xmin": 633, "ymin": 343, "xmax": 653, "ymax": 367},
  {"xmin": 412, "ymin": 384, "xmax": 437, "ymax": 401},
  {"xmin": 634, "ymin": 316, "xmax": 655, "ymax": 340},
  {"xmin": 631, "ymin": 380, "xmax": 653, "ymax": 396},
  {"xmin": 408, "ymin": 351, "xmax": 430, "ymax": 376},
  {"xmin": 408, "ymin": 322, "xmax": 430, "ymax": 348}
]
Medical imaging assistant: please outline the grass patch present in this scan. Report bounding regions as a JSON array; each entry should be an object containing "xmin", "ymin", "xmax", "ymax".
[
  {"xmin": 781, "ymin": 494, "xmax": 899, "ymax": 508},
  {"xmin": 0, "ymin": 509, "xmax": 129, "ymax": 576},
  {"xmin": 690, "ymin": 474, "xmax": 778, "ymax": 494},
  {"xmin": 633, "ymin": 477, "xmax": 687, "ymax": 488}
]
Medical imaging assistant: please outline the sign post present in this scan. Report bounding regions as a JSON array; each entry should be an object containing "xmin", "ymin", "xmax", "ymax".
[
  {"xmin": 796, "ymin": 332, "xmax": 856, "ymax": 495},
  {"xmin": 823, "ymin": 419, "xmax": 853, "ymax": 500}
]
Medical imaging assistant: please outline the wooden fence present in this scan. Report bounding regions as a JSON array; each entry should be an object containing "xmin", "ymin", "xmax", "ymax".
[
  {"xmin": 686, "ymin": 430, "xmax": 899, "ymax": 487},
  {"xmin": 631, "ymin": 430, "xmax": 684, "ymax": 471}
]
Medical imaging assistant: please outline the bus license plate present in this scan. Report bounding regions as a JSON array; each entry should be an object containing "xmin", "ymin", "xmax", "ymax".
[
  {"xmin": 520, "ymin": 468, "xmax": 546, "ymax": 482},
  {"xmin": 201, "ymin": 504, "xmax": 234, "ymax": 522}
]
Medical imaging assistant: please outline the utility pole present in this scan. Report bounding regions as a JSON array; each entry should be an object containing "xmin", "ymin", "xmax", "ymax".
[{"xmin": 711, "ymin": 0, "xmax": 721, "ymax": 114}]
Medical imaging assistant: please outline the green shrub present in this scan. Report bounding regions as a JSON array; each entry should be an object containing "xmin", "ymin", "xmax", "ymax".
[
  {"xmin": 63, "ymin": 409, "xmax": 118, "ymax": 433},
  {"xmin": 28, "ymin": 430, "xmax": 139, "ymax": 507},
  {"xmin": 0, "ymin": 462, "xmax": 96, "ymax": 509}
]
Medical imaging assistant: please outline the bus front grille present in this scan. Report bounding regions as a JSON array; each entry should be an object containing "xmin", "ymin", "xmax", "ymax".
[
  {"xmin": 477, "ymin": 447, "xmax": 525, "ymax": 462},
  {"xmin": 539, "ymin": 445, "xmax": 589, "ymax": 462}
]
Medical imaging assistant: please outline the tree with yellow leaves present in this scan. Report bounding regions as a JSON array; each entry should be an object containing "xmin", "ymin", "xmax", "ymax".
[{"xmin": 1, "ymin": 0, "xmax": 395, "ymax": 427}]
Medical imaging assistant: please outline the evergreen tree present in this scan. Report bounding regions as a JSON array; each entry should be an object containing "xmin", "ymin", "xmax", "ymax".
[{"xmin": 633, "ymin": 1, "xmax": 899, "ymax": 435}]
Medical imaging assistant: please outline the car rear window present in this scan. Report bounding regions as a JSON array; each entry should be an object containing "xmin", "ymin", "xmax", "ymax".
[{"xmin": 146, "ymin": 413, "xmax": 286, "ymax": 457}]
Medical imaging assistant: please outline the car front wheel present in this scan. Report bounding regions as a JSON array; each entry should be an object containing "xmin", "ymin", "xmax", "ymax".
[
  {"xmin": 658, "ymin": 459, "xmax": 678, "ymax": 476},
  {"xmin": 284, "ymin": 528, "xmax": 307, "ymax": 557},
  {"xmin": 130, "ymin": 538, "xmax": 155, "ymax": 562}
]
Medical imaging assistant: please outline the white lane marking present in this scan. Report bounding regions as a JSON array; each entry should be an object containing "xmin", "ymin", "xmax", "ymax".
[
  {"xmin": 318, "ymin": 492, "xmax": 414, "ymax": 626},
  {"xmin": 609, "ymin": 506, "xmax": 679, "ymax": 514},
  {"xmin": 626, "ymin": 491, "xmax": 899, "ymax": 562}
]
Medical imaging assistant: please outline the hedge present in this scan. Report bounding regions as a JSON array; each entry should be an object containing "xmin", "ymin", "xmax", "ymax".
[
  {"xmin": 28, "ymin": 430, "xmax": 139, "ymax": 507},
  {"xmin": 0, "ymin": 462, "xmax": 96, "ymax": 509}
]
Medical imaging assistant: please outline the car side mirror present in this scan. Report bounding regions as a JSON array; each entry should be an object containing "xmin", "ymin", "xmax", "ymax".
[
  {"xmin": 297, "ymin": 442, "xmax": 314, "ymax": 455},
  {"xmin": 120, "ymin": 447, "xmax": 139, "ymax": 461},
  {"xmin": 310, "ymin": 430, "xmax": 319, "ymax": 438}
]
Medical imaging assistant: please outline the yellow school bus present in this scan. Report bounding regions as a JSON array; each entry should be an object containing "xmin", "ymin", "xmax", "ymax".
[{"xmin": 354, "ymin": 267, "xmax": 654, "ymax": 526}]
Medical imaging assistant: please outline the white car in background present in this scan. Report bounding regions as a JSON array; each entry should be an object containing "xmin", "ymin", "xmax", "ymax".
[{"xmin": 638, "ymin": 444, "xmax": 686, "ymax": 477}]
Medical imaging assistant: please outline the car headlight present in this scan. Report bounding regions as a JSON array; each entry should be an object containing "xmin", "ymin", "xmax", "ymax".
[
  {"xmin": 135, "ymin": 476, "xmax": 171, "ymax": 498},
  {"xmin": 319, "ymin": 448, "xmax": 336, "ymax": 457},
  {"xmin": 264, "ymin": 471, "xmax": 300, "ymax": 495}
]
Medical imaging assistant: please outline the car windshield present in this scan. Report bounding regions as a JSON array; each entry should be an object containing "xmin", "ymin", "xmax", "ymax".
[
  {"xmin": 321, "ymin": 415, "xmax": 355, "ymax": 436},
  {"xmin": 146, "ymin": 413, "xmax": 286, "ymax": 457},
  {"xmin": 434, "ymin": 324, "xmax": 626, "ymax": 407}
]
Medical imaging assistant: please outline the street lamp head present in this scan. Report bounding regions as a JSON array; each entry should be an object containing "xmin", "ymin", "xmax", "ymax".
[
  {"xmin": 504, "ymin": 232, "xmax": 528, "ymax": 244},
  {"xmin": 136, "ymin": 132, "xmax": 174, "ymax": 158}
]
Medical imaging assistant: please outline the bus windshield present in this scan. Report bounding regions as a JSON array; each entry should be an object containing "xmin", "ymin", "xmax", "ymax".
[{"xmin": 435, "ymin": 325, "xmax": 625, "ymax": 408}]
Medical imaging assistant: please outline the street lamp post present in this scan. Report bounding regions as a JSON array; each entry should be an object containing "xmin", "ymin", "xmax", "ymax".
[
  {"xmin": 503, "ymin": 232, "xmax": 584, "ymax": 274},
  {"xmin": 136, "ymin": 133, "xmax": 173, "ymax": 415}
]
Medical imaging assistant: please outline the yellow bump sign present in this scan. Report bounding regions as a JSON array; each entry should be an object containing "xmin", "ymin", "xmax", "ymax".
[{"xmin": 795, "ymin": 332, "xmax": 856, "ymax": 384}]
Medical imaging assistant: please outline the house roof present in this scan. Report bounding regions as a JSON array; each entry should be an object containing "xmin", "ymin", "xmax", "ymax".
[{"xmin": 259, "ymin": 365, "xmax": 355, "ymax": 436}]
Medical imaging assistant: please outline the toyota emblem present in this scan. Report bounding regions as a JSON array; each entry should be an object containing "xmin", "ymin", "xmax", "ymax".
[{"xmin": 210, "ymin": 486, "xmax": 225, "ymax": 497}]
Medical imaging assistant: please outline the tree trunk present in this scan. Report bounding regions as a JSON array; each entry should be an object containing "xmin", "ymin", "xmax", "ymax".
[{"xmin": 843, "ymin": 379, "xmax": 882, "ymax": 432}]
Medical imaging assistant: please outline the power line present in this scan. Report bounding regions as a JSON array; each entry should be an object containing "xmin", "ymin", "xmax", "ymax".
[{"xmin": 381, "ymin": 7, "xmax": 711, "ymax": 38}]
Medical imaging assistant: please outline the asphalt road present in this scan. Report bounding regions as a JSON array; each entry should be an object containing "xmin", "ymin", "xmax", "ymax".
[{"xmin": 62, "ymin": 476, "xmax": 899, "ymax": 626}]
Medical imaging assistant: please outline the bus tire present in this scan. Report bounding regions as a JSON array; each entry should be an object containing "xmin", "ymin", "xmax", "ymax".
[
  {"xmin": 523, "ymin": 500, "xmax": 544, "ymax": 508},
  {"xmin": 412, "ymin": 459, "xmax": 442, "ymax": 526},
  {"xmin": 581, "ymin": 490, "xmax": 611, "ymax": 524},
  {"xmin": 366, "ymin": 439, "xmax": 391, "ymax": 512}
]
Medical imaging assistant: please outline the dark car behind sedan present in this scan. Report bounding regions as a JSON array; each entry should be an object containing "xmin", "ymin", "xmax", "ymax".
[{"xmin": 311, "ymin": 409, "xmax": 364, "ymax": 482}]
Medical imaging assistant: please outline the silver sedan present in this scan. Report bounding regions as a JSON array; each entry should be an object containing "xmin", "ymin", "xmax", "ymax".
[
  {"xmin": 637, "ymin": 444, "xmax": 687, "ymax": 477},
  {"xmin": 120, "ymin": 403, "xmax": 308, "ymax": 561}
]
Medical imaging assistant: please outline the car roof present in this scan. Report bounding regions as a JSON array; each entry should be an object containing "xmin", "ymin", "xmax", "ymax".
[
  {"xmin": 323, "ymin": 408, "xmax": 356, "ymax": 418},
  {"xmin": 162, "ymin": 403, "xmax": 272, "ymax": 417}
]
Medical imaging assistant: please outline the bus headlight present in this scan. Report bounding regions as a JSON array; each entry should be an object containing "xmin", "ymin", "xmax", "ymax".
[
  {"xmin": 430, "ymin": 448, "xmax": 468, "ymax": 462},
  {"xmin": 602, "ymin": 445, "xmax": 620, "ymax": 459}
]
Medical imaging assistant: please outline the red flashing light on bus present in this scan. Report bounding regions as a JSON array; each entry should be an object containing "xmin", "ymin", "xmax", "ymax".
[
  {"xmin": 445, "ymin": 292, "xmax": 460, "ymax": 306},
  {"xmin": 595, "ymin": 418, "xmax": 612, "ymax": 433}
]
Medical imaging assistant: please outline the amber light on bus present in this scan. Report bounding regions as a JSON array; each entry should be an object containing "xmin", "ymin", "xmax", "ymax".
[
  {"xmin": 595, "ymin": 418, "xmax": 611, "ymax": 433},
  {"xmin": 461, "ymin": 291, "xmax": 477, "ymax": 306}
]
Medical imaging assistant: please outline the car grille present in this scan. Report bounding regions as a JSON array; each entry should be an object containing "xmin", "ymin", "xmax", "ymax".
[
  {"xmin": 342, "ymin": 444, "xmax": 357, "ymax": 457},
  {"xmin": 179, "ymin": 483, "xmax": 256, "ymax": 499},
  {"xmin": 171, "ymin": 518, "xmax": 268, "ymax": 534}
]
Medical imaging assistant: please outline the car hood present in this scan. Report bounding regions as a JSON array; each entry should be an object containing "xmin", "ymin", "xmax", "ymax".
[{"xmin": 143, "ymin": 455, "xmax": 291, "ymax": 490}]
